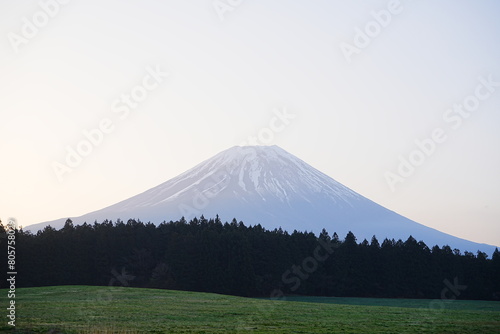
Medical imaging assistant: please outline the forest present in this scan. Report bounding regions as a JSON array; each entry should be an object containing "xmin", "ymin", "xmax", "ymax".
[{"xmin": 2, "ymin": 216, "xmax": 499, "ymax": 300}]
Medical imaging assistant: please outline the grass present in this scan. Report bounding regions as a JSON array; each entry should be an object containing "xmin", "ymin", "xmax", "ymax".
[
  {"xmin": 0, "ymin": 286, "xmax": 498, "ymax": 333},
  {"xmin": 282, "ymin": 295, "xmax": 500, "ymax": 311}
]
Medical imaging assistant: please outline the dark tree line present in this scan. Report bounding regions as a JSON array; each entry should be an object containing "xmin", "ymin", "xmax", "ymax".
[{"xmin": 1, "ymin": 217, "xmax": 499, "ymax": 300}]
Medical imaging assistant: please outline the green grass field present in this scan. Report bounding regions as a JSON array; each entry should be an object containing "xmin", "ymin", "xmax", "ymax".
[
  {"xmin": 282, "ymin": 295, "xmax": 500, "ymax": 311},
  {"xmin": 1, "ymin": 286, "xmax": 499, "ymax": 333}
]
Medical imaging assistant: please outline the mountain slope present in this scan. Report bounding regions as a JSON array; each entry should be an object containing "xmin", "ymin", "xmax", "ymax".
[{"xmin": 28, "ymin": 145, "xmax": 498, "ymax": 254}]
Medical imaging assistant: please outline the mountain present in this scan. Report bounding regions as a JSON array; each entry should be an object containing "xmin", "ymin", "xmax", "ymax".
[{"xmin": 27, "ymin": 145, "xmax": 498, "ymax": 255}]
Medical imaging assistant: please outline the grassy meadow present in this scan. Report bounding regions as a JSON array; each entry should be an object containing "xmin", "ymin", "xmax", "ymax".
[{"xmin": 0, "ymin": 286, "xmax": 499, "ymax": 333}]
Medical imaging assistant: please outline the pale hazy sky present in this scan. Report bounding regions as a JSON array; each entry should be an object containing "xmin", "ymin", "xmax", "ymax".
[{"xmin": 1, "ymin": 0, "xmax": 499, "ymax": 247}]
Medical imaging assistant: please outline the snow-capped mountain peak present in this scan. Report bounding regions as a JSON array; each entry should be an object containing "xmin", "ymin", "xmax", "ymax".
[{"xmin": 27, "ymin": 145, "xmax": 498, "ymax": 255}]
